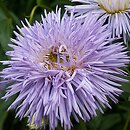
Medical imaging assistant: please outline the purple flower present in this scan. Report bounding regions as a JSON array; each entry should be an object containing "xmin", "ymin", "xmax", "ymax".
[
  {"xmin": 66, "ymin": 0, "xmax": 130, "ymax": 43},
  {"xmin": 0, "ymin": 8, "xmax": 129, "ymax": 130}
]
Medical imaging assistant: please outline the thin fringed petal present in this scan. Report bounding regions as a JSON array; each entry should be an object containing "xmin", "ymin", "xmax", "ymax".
[{"xmin": 1, "ymin": 7, "xmax": 129, "ymax": 130}]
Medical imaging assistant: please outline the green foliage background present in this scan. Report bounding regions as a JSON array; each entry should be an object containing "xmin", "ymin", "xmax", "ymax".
[{"xmin": 0, "ymin": 0, "xmax": 130, "ymax": 130}]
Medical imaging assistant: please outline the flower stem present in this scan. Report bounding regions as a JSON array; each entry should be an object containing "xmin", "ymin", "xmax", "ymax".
[
  {"xmin": 29, "ymin": 5, "xmax": 38, "ymax": 23},
  {"xmin": 123, "ymin": 110, "xmax": 130, "ymax": 130}
]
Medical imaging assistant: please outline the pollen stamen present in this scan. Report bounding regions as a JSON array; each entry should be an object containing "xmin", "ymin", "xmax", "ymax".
[{"xmin": 43, "ymin": 45, "xmax": 77, "ymax": 74}]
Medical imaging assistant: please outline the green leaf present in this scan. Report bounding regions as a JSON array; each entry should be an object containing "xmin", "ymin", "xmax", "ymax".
[
  {"xmin": 128, "ymin": 97, "xmax": 130, "ymax": 101},
  {"xmin": 36, "ymin": 0, "xmax": 51, "ymax": 6},
  {"xmin": 121, "ymin": 82, "xmax": 130, "ymax": 93},
  {"xmin": 0, "ymin": 94, "xmax": 15, "ymax": 130},
  {"xmin": 0, "ymin": 19, "xmax": 13, "ymax": 51},
  {"xmin": 98, "ymin": 114, "xmax": 121, "ymax": 130},
  {"xmin": 118, "ymin": 102, "xmax": 130, "ymax": 111},
  {"xmin": 51, "ymin": 0, "xmax": 73, "ymax": 7},
  {"xmin": 0, "ymin": 1, "xmax": 15, "ymax": 51},
  {"xmin": 36, "ymin": 0, "xmax": 43, "ymax": 5}
]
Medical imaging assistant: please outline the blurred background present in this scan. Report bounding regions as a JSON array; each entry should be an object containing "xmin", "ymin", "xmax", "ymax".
[{"xmin": 0, "ymin": 0, "xmax": 130, "ymax": 130}]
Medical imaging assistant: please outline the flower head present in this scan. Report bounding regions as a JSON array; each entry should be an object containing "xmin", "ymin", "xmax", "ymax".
[
  {"xmin": 0, "ymin": 8, "xmax": 129, "ymax": 130},
  {"xmin": 66, "ymin": 0, "xmax": 130, "ymax": 42}
]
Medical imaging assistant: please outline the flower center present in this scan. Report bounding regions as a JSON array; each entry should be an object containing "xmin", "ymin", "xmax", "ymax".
[
  {"xmin": 42, "ymin": 45, "xmax": 77, "ymax": 75},
  {"xmin": 98, "ymin": 0, "xmax": 129, "ymax": 14}
]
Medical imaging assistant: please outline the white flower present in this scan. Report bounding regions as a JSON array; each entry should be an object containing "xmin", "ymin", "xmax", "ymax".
[{"xmin": 66, "ymin": 0, "xmax": 130, "ymax": 43}]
